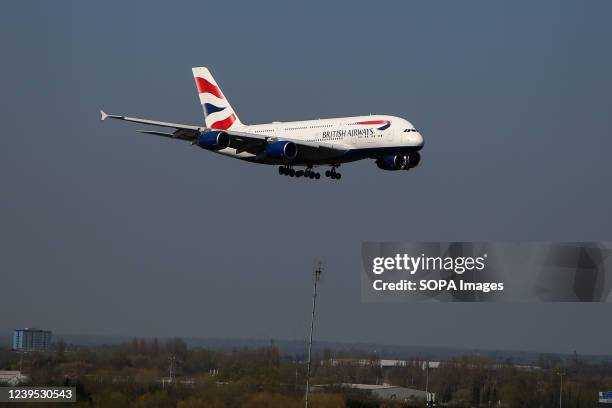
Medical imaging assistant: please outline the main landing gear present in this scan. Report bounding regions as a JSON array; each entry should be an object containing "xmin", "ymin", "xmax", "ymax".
[
  {"xmin": 278, "ymin": 165, "xmax": 343, "ymax": 180},
  {"xmin": 278, "ymin": 166, "xmax": 321, "ymax": 180},
  {"xmin": 324, "ymin": 166, "xmax": 342, "ymax": 180}
]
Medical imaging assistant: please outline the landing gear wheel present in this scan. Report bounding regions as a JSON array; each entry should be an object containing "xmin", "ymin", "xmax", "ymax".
[
  {"xmin": 296, "ymin": 170, "xmax": 304, "ymax": 177},
  {"xmin": 289, "ymin": 168, "xmax": 295, "ymax": 177},
  {"xmin": 327, "ymin": 165, "xmax": 341, "ymax": 180},
  {"xmin": 315, "ymin": 172, "xmax": 320, "ymax": 179},
  {"xmin": 336, "ymin": 173, "xmax": 342, "ymax": 180},
  {"xmin": 279, "ymin": 166, "xmax": 285, "ymax": 175}
]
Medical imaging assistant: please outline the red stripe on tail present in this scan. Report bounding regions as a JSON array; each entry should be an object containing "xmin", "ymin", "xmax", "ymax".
[
  {"xmin": 210, "ymin": 114, "xmax": 236, "ymax": 130},
  {"xmin": 195, "ymin": 77, "xmax": 224, "ymax": 99}
]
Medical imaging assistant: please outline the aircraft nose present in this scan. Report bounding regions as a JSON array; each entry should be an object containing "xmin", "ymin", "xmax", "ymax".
[{"xmin": 411, "ymin": 132, "xmax": 424, "ymax": 147}]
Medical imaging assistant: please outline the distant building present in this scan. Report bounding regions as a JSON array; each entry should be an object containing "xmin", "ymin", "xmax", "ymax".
[
  {"xmin": 323, "ymin": 358, "xmax": 440, "ymax": 370},
  {"xmin": 380, "ymin": 359, "xmax": 441, "ymax": 369},
  {"xmin": 511, "ymin": 364, "xmax": 541, "ymax": 371},
  {"xmin": 348, "ymin": 384, "xmax": 428, "ymax": 401},
  {"xmin": 12, "ymin": 328, "xmax": 52, "ymax": 352},
  {"xmin": 322, "ymin": 358, "xmax": 378, "ymax": 367},
  {"xmin": 0, "ymin": 371, "xmax": 28, "ymax": 386},
  {"xmin": 313, "ymin": 383, "xmax": 428, "ymax": 402}
]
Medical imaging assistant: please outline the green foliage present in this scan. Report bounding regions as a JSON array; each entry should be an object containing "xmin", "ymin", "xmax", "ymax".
[
  {"xmin": 0, "ymin": 341, "xmax": 609, "ymax": 408},
  {"xmin": 132, "ymin": 390, "xmax": 173, "ymax": 408}
]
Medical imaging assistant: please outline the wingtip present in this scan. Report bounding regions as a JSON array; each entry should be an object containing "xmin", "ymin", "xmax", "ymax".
[{"xmin": 100, "ymin": 109, "xmax": 108, "ymax": 121}]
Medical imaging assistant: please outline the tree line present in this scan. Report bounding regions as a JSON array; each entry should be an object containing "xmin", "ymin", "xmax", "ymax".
[{"xmin": 0, "ymin": 339, "xmax": 611, "ymax": 407}]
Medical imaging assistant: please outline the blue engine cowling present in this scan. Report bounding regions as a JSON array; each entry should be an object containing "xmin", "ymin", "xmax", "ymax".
[
  {"xmin": 197, "ymin": 131, "xmax": 230, "ymax": 150},
  {"xmin": 376, "ymin": 155, "xmax": 406, "ymax": 170},
  {"xmin": 376, "ymin": 153, "xmax": 421, "ymax": 170},
  {"xmin": 265, "ymin": 141, "xmax": 298, "ymax": 160}
]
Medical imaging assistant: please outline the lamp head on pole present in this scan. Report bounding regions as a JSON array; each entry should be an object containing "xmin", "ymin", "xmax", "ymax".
[{"xmin": 313, "ymin": 259, "xmax": 324, "ymax": 282}]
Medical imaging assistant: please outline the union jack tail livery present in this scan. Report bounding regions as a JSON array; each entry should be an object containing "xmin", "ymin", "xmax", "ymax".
[
  {"xmin": 102, "ymin": 66, "xmax": 424, "ymax": 181},
  {"xmin": 192, "ymin": 67, "xmax": 243, "ymax": 130}
]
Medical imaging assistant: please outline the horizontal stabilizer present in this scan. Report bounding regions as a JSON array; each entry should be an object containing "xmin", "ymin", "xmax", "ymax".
[{"xmin": 137, "ymin": 130, "xmax": 175, "ymax": 137}]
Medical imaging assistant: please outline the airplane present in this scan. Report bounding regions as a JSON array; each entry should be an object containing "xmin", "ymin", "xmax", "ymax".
[{"xmin": 101, "ymin": 66, "xmax": 424, "ymax": 180}]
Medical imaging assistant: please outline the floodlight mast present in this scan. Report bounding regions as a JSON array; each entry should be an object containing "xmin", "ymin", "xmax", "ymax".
[
  {"xmin": 558, "ymin": 369, "xmax": 565, "ymax": 408},
  {"xmin": 305, "ymin": 260, "xmax": 323, "ymax": 408}
]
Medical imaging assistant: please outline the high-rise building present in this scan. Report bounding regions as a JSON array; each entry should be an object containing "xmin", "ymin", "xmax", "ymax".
[{"xmin": 12, "ymin": 328, "xmax": 52, "ymax": 352}]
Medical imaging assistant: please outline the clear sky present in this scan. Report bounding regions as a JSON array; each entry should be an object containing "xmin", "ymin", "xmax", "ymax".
[{"xmin": 1, "ymin": 0, "xmax": 611, "ymax": 354}]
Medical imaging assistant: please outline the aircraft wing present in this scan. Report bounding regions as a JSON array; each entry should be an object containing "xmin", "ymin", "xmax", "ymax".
[
  {"xmin": 101, "ymin": 110, "xmax": 350, "ymax": 156},
  {"xmin": 100, "ymin": 110, "xmax": 203, "ymax": 141},
  {"xmin": 223, "ymin": 129, "xmax": 349, "ymax": 158}
]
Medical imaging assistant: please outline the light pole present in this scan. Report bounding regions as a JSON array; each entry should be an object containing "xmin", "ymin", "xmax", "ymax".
[
  {"xmin": 558, "ymin": 369, "xmax": 565, "ymax": 408},
  {"xmin": 425, "ymin": 360, "xmax": 429, "ymax": 395},
  {"xmin": 305, "ymin": 260, "xmax": 323, "ymax": 408},
  {"xmin": 425, "ymin": 361, "xmax": 431, "ymax": 407}
]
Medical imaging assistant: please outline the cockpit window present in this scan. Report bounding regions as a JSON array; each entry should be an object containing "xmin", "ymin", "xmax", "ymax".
[{"xmin": 403, "ymin": 128, "xmax": 417, "ymax": 132}]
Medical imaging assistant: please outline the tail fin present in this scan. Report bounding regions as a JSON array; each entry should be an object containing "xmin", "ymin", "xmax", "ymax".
[{"xmin": 192, "ymin": 67, "xmax": 243, "ymax": 130}]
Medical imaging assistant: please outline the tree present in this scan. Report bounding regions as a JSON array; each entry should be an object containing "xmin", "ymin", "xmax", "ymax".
[{"xmin": 56, "ymin": 338, "xmax": 66, "ymax": 358}]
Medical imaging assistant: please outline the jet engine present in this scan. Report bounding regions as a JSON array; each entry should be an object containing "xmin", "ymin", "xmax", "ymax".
[
  {"xmin": 197, "ymin": 131, "xmax": 230, "ymax": 150},
  {"xmin": 376, "ymin": 152, "xmax": 422, "ymax": 171},
  {"xmin": 376, "ymin": 155, "xmax": 406, "ymax": 170},
  {"xmin": 265, "ymin": 141, "xmax": 298, "ymax": 160}
]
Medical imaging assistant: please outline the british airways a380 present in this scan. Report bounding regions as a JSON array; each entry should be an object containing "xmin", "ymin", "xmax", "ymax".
[{"xmin": 101, "ymin": 67, "xmax": 424, "ymax": 180}]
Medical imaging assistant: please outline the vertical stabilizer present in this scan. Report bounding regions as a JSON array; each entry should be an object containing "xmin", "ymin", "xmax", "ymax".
[{"xmin": 192, "ymin": 67, "xmax": 243, "ymax": 130}]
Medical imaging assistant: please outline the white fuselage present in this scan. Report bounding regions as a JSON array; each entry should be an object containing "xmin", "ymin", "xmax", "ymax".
[{"xmin": 214, "ymin": 115, "xmax": 423, "ymax": 165}]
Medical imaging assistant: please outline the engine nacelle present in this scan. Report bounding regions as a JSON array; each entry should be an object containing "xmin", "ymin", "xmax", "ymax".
[
  {"xmin": 376, "ymin": 152, "xmax": 422, "ymax": 171},
  {"xmin": 406, "ymin": 152, "xmax": 421, "ymax": 169},
  {"xmin": 197, "ymin": 131, "xmax": 230, "ymax": 150},
  {"xmin": 376, "ymin": 155, "xmax": 406, "ymax": 171},
  {"xmin": 265, "ymin": 141, "xmax": 298, "ymax": 160}
]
